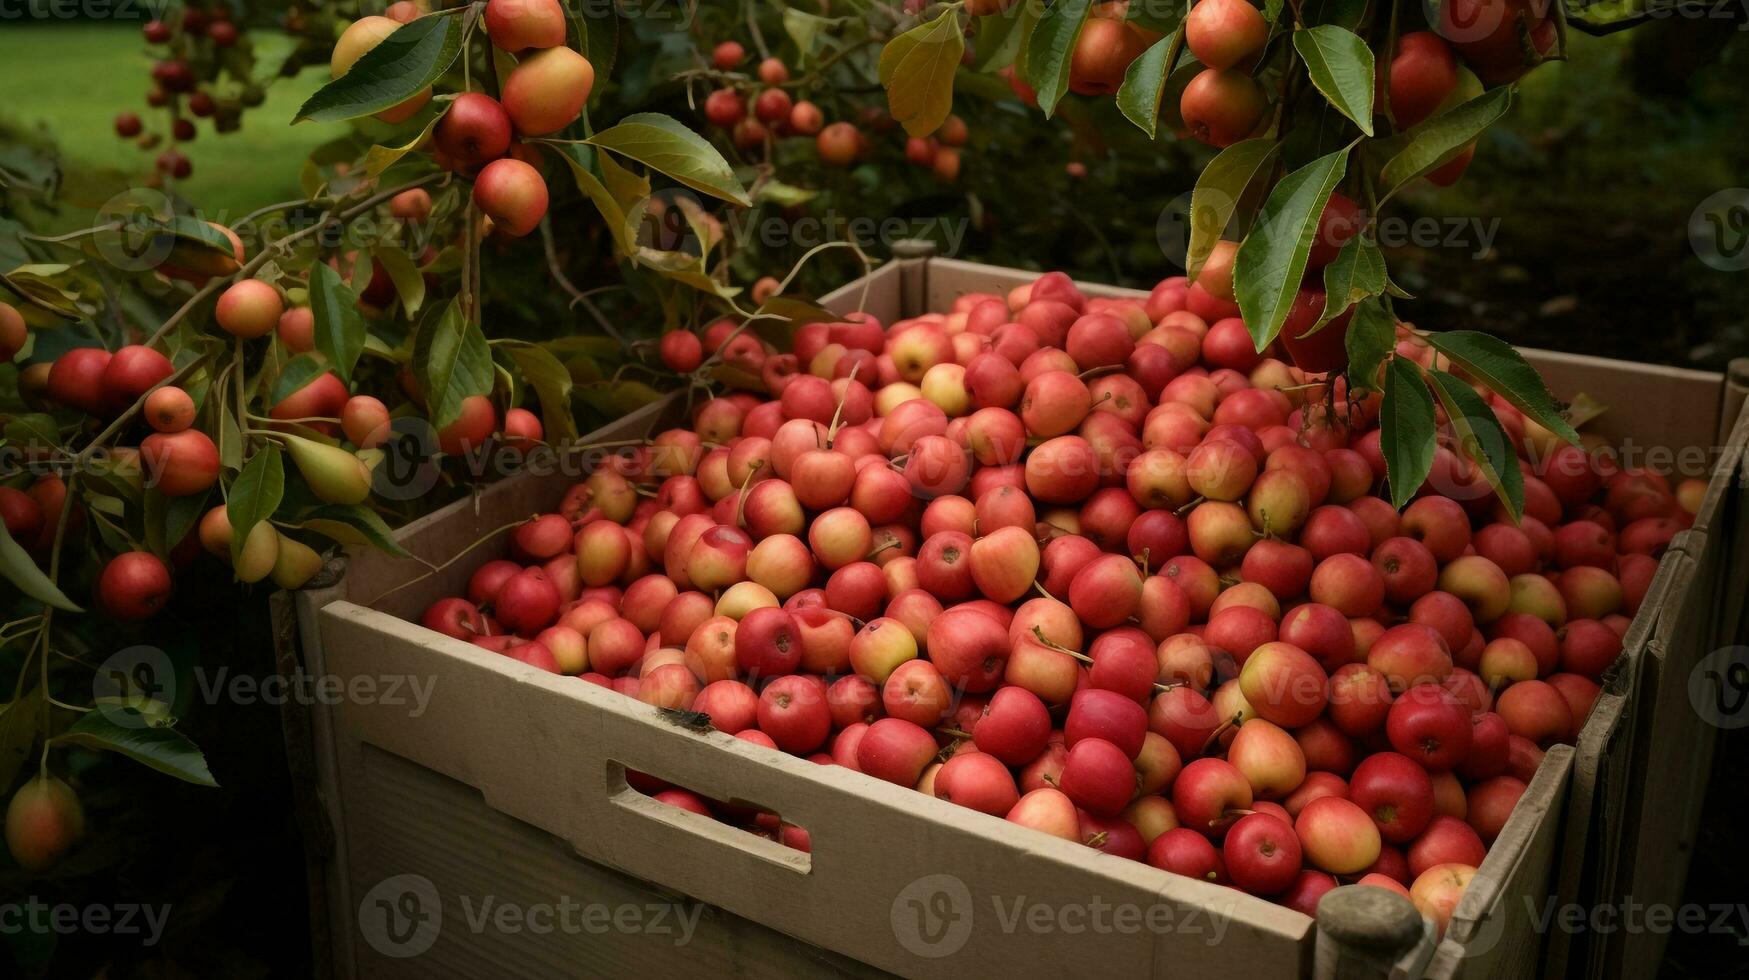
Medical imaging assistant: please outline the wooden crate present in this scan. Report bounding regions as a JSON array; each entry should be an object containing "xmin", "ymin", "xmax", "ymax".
[{"xmin": 285, "ymin": 254, "xmax": 1745, "ymax": 978}]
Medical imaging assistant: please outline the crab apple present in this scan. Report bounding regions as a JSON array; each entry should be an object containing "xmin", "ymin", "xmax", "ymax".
[
  {"xmin": 1185, "ymin": 501, "xmax": 1252, "ymax": 567},
  {"xmin": 484, "ymin": 0, "xmax": 565, "ymax": 50},
  {"xmin": 1386, "ymin": 685, "xmax": 1473, "ymax": 771},
  {"xmin": 1068, "ymin": 554, "xmax": 1142, "ymax": 630},
  {"xmin": 1223, "ymin": 813, "xmax": 1302, "ymax": 894},
  {"xmin": 1067, "ymin": 14, "xmax": 1144, "ymax": 95},
  {"xmin": 1478, "ymin": 637, "xmax": 1539, "ymax": 689},
  {"xmin": 1052, "ymin": 736, "xmax": 1132, "ymax": 818},
  {"xmin": 1240, "ymin": 642, "xmax": 1329, "ymax": 728},
  {"xmin": 1284, "ymin": 771, "xmax": 1350, "ymax": 819},
  {"xmin": 969, "ymin": 686, "xmax": 1050, "ymax": 767},
  {"xmin": 502, "ymin": 46, "xmax": 593, "ymax": 136},
  {"xmin": 1272, "ymin": 604, "xmax": 1350, "ymax": 673},
  {"xmin": 1372, "ymin": 536, "xmax": 1438, "ymax": 605},
  {"xmin": 1128, "ymin": 506, "xmax": 1189, "ymax": 564},
  {"xmin": 1065, "ymin": 689, "xmax": 1149, "ymax": 759},
  {"xmin": 1438, "ymin": 555, "xmax": 1511, "ymax": 624},
  {"xmin": 1495, "ymin": 679, "xmax": 1573, "ymax": 747},
  {"xmin": 1350, "ymin": 751, "xmax": 1436, "ymax": 843},
  {"xmin": 494, "ymin": 568, "xmax": 560, "ymax": 636},
  {"xmin": 1558, "ymin": 566, "xmax": 1623, "ymax": 621},
  {"xmin": 815, "ymin": 121, "xmax": 862, "ymax": 165},
  {"xmin": 1407, "ymin": 815, "xmax": 1486, "ymax": 879},
  {"xmin": 999, "ymin": 787, "xmax": 1077, "ymax": 841},
  {"xmin": 1145, "ymin": 826, "xmax": 1220, "ymax": 879},
  {"xmin": 732, "ymin": 606, "xmax": 800, "ymax": 678},
  {"xmin": 1308, "ymin": 193, "xmax": 1364, "ymax": 269},
  {"xmin": 1228, "ymin": 718, "xmax": 1307, "ymax": 800},
  {"xmin": 99, "ymin": 344, "xmax": 174, "ymax": 413},
  {"xmin": 1187, "ymin": 438, "xmax": 1257, "ymax": 501},
  {"xmin": 4, "ymin": 776, "xmax": 85, "ymax": 872},
  {"xmin": 1180, "ymin": 68, "xmax": 1267, "ymax": 148},
  {"xmin": 47, "ymin": 348, "xmax": 113, "ymax": 415},
  {"xmin": 1400, "ymin": 495, "xmax": 1470, "ymax": 562},
  {"xmin": 423, "ymin": 598, "xmax": 486, "ymax": 640},
  {"xmin": 927, "ymin": 606, "xmax": 1011, "ymax": 693},
  {"xmin": 751, "ymin": 674, "xmax": 828, "ymax": 753},
  {"xmin": 1026, "ymin": 436, "xmax": 1101, "ymax": 504},
  {"xmin": 332, "ymin": 18, "xmax": 433, "ymax": 123},
  {"xmin": 140, "ymin": 429, "xmax": 220, "ymax": 497},
  {"xmin": 1410, "ymin": 591, "xmax": 1476, "ymax": 655},
  {"xmin": 435, "ymin": 92, "xmax": 513, "ymax": 169},
  {"xmin": 1458, "ymin": 710, "xmax": 1511, "ymax": 781},
  {"xmin": 1185, "ymin": 0, "xmax": 1268, "ymax": 70},
  {"xmin": 1310, "ymin": 553, "xmax": 1386, "ymax": 618},
  {"xmin": 883, "ymin": 659, "xmax": 953, "ymax": 726},
  {"xmin": 1297, "ymin": 797, "xmax": 1382, "ymax": 875},
  {"xmin": 1173, "ymin": 758, "xmax": 1254, "ymax": 838},
  {"xmin": 0, "ymin": 489, "xmax": 43, "ymax": 543},
  {"xmin": 469, "ymin": 162, "xmax": 553, "ymax": 243},
  {"xmin": 98, "ymin": 552, "xmax": 173, "ymax": 620},
  {"xmin": 933, "ymin": 752, "xmax": 1020, "ymax": 817},
  {"xmin": 963, "ymin": 525, "xmax": 1039, "ymax": 605}
]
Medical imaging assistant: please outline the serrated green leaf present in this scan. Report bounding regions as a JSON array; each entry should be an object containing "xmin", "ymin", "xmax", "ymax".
[
  {"xmin": 53, "ymin": 710, "xmax": 216, "ymax": 787},
  {"xmin": 1234, "ymin": 147, "xmax": 1349, "ymax": 351},
  {"xmin": 1116, "ymin": 32, "xmax": 1178, "ymax": 138},
  {"xmin": 1185, "ymin": 138, "xmax": 1278, "ymax": 279},
  {"xmin": 227, "ymin": 447, "xmax": 284, "ymax": 566},
  {"xmin": 1427, "ymin": 369, "xmax": 1524, "ymax": 521},
  {"xmin": 1345, "ymin": 297, "xmax": 1396, "ymax": 392},
  {"xmin": 1381, "ymin": 357, "xmax": 1437, "ymax": 509},
  {"xmin": 1423, "ymin": 330, "xmax": 1581, "ymax": 446},
  {"xmin": 294, "ymin": 16, "xmax": 461, "ymax": 124},
  {"xmin": 879, "ymin": 9, "xmax": 966, "ymax": 137},
  {"xmin": 1025, "ymin": 0, "xmax": 1092, "ymax": 118},
  {"xmin": 586, "ymin": 113, "xmax": 751, "ymax": 206},
  {"xmin": 413, "ymin": 300, "xmax": 494, "ymax": 431},
  {"xmin": 309, "ymin": 262, "xmax": 367, "ymax": 387},
  {"xmin": 1293, "ymin": 25, "xmax": 1374, "ymax": 136},
  {"xmin": 0, "ymin": 520, "xmax": 80, "ymax": 612},
  {"xmin": 1313, "ymin": 236, "xmax": 1387, "ymax": 331},
  {"xmin": 1378, "ymin": 87, "xmax": 1512, "ymax": 201},
  {"xmin": 498, "ymin": 341, "xmax": 578, "ymax": 445}
]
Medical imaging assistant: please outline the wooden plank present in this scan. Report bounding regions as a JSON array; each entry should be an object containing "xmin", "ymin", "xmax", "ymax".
[{"xmin": 318, "ymin": 601, "xmax": 1312, "ymax": 978}]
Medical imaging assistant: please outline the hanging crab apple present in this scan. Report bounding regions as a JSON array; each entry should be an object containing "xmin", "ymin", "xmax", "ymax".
[
  {"xmin": 332, "ymin": 17, "xmax": 433, "ymax": 123},
  {"xmin": 215, "ymin": 279, "xmax": 285, "ymax": 339},
  {"xmin": 501, "ymin": 47, "xmax": 594, "ymax": 136},
  {"xmin": 484, "ymin": 0, "xmax": 567, "ymax": 52},
  {"xmin": 473, "ymin": 158, "xmax": 550, "ymax": 237}
]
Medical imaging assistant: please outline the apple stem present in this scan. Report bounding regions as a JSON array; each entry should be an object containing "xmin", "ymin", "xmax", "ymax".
[
  {"xmin": 1029, "ymin": 625, "xmax": 1090, "ymax": 663},
  {"xmin": 1200, "ymin": 712, "xmax": 1244, "ymax": 755},
  {"xmin": 824, "ymin": 359, "xmax": 862, "ymax": 445},
  {"xmin": 1030, "ymin": 579, "xmax": 1059, "ymax": 602},
  {"xmin": 936, "ymin": 726, "xmax": 972, "ymax": 740},
  {"xmin": 733, "ymin": 466, "xmax": 758, "ymax": 530},
  {"xmin": 1138, "ymin": 547, "xmax": 1150, "ymax": 578},
  {"xmin": 1175, "ymin": 495, "xmax": 1206, "ymax": 516},
  {"xmin": 1078, "ymin": 365, "xmax": 1123, "ymax": 381}
]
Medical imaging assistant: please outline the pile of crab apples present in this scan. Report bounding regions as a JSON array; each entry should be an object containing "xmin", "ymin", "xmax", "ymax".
[{"xmin": 418, "ymin": 270, "xmax": 1698, "ymax": 931}]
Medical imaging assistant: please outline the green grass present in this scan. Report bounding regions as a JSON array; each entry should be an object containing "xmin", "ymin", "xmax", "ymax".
[{"xmin": 0, "ymin": 23, "xmax": 349, "ymax": 217}]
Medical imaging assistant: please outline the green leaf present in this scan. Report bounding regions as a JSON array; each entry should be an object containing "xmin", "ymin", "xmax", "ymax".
[
  {"xmin": 271, "ymin": 354, "xmax": 329, "ymax": 407},
  {"xmin": 756, "ymin": 180, "xmax": 819, "ymax": 207},
  {"xmin": 1234, "ymin": 147, "xmax": 1349, "ymax": 351},
  {"xmin": 4, "ymin": 413, "xmax": 62, "ymax": 452},
  {"xmin": 1345, "ymin": 297, "xmax": 1396, "ymax": 392},
  {"xmin": 363, "ymin": 111, "xmax": 442, "ymax": 177},
  {"xmin": 0, "ymin": 519, "xmax": 81, "ymax": 612},
  {"xmin": 0, "ymin": 699, "xmax": 41, "ymax": 797},
  {"xmin": 1423, "ymin": 330, "xmax": 1581, "ymax": 446},
  {"xmin": 1116, "ymin": 32, "xmax": 1179, "ymax": 138},
  {"xmin": 1314, "ymin": 236, "xmax": 1387, "ymax": 330},
  {"xmin": 53, "ymin": 710, "xmax": 217, "ymax": 787},
  {"xmin": 1427, "ymin": 369, "xmax": 1525, "ymax": 521},
  {"xmin": 227, "ymin": 447, "xmax": 284, "ymax": 566},
  {"xmin": 296, "ymin": 504, "xmax": 412, "ymax": 558},
  {"xmin": 1025, "ymin": 0, "xmax": 1092, "ymax": 118},
  {"xmin": 374, "ymin": 245, "xmax": 427, "ymax": 317},
  {"xmin": 573, "ymin": 6, "xmax": 618, "ymax": 85},
  {"xmin": 293, "ymin": 16, "xmax": 461, "ymax": 124},
  {"xmin": 1378, "ymin": 87, "xmax": 1512, "ymax": 201},
  {"xmin": 1381, "ymin": 357, "xmax": 1437, "ymax": 509},
  {"xmin": 497, "ymin": 341, "xmax": 578, "ymax": 445},
  {"xmin": 309, "ymin": 262, "xmax": 367, "ymax": 387},
  {"xmin": 971, "ymin": 7, "xmax": 1038, "ymax": 71},
  {"xmin": 586, "ymin": 113, "xmax": 750, "ymax": 206},
  {"xmin": 878, "ymin": 9, "xmax": 966, "ymax": 137},
  {"xmin": 413, "ymin": 300, "xmax": 494, "ymax": 431},
  {"xmin": 1292, "ymin": 25, "xmax": 1374, "ymax": 136},
  {"xmin": 599, "ymin": 147, "xmax": 653, "ymax": 250},
  {"xmin": 548, "ymin": 144, "xmax": 637, "ymax": 256},
  {"xmin": 1185, "ymin": 138, "xmax": 1277, "ymax": 280},
  {"xmin": 783, "ymin": 7, "xmax": 836, "ymax": 61}
]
